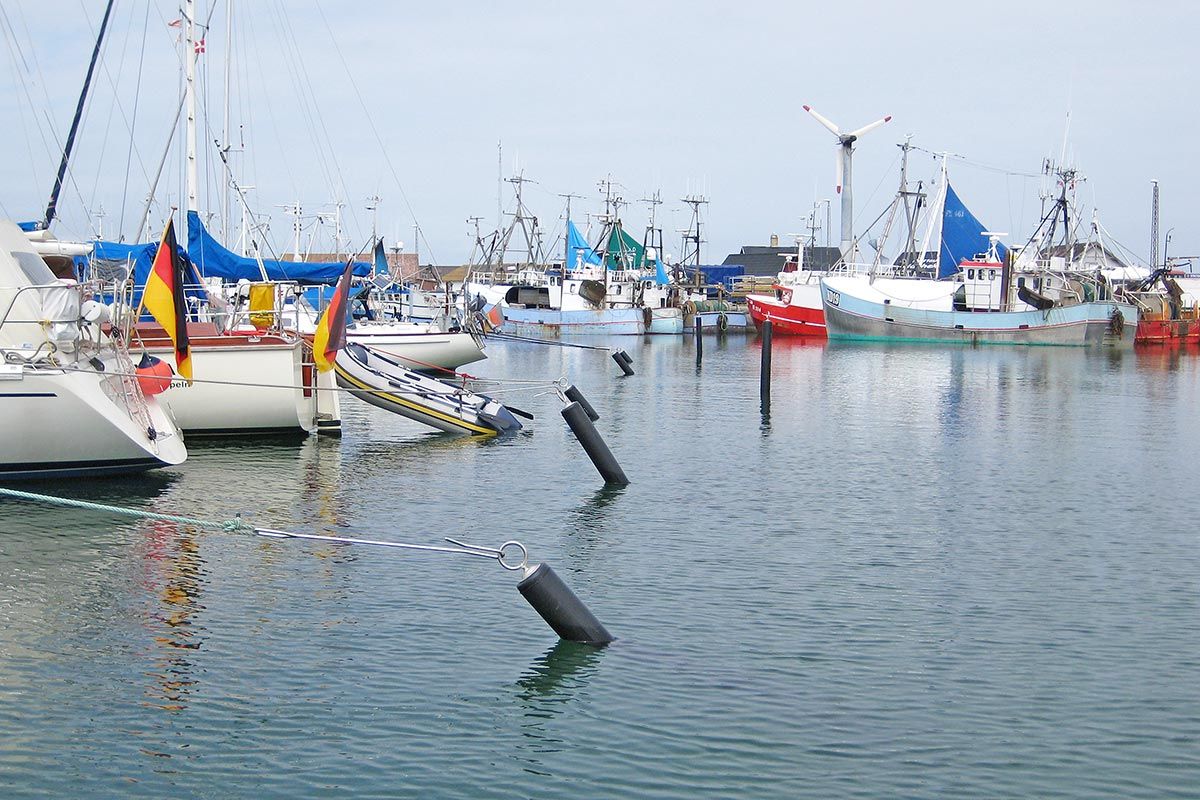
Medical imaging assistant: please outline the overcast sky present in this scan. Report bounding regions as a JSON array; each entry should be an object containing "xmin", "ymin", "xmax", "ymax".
[{"xmin": 2, "ymin": 0, "xmax": 1196, "ymax": 267}]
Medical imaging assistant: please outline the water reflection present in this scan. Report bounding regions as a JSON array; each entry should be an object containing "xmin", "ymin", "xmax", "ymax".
[
  {"xmin": 565, "ymin": 485, "xmax": 626, "ymax": 563},
  {"xmin": 517, "ymin": 639, "xmax": 608, "ymax": 705},
  {"xmin": 141, "ymin": 521, "xmax": 207, "ymax": 714}
]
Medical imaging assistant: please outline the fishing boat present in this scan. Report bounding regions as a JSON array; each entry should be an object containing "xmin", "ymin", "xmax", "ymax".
[
  {"xmin": 746, "ymin": 147, "xmax": 997, "ymax": 337},
  {"xmin": 0, "ymin": 221, "xmax": 187, "ymax": 478},
  {"xmin": 498, "ymin": 219, "xmax": 683, "ymax": 337},
  {"xmin": 333, "ymin": 343, "xmax": 522, "ymax": 435},
  {"xmin": 821, "ymin": 237, "xmax": 1138, "ymax": 347}
]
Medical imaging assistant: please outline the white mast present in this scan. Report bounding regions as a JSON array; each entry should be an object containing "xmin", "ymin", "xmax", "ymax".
[
  {"xmin": 185, "ymin": 0, "xmax": 199, "ymax": 216},
  {"xmin": 220, "ymin": 0, "xmax": 233, "ymax": 239}
]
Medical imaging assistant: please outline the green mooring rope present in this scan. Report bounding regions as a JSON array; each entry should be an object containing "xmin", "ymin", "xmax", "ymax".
[{"xmin": 0, "ymin": 487, "xmax": 254, "ymax": 533}]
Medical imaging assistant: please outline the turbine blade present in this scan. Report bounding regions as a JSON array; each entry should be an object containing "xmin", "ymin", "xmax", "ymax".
[
  {"xmin": 803, "ymin": 105, "xmax": 842, "ymax": 138},
  {"xmin": 846, "ymin": 115, "xmax": 893, "ymax": 139}
]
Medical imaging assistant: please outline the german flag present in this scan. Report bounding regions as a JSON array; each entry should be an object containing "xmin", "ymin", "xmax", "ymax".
[
  {"xmin": 313, "ymin": 260, "xmax": 354, "ymax": 372},
  {"xmin": 141, "ymin": 218, "xmax": 192, "ymax": 383}
]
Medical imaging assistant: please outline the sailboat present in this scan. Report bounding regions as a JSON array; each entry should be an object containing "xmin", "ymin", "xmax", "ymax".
[{"xmin": 0, "ymin": 220, "xmax": 187, "ymax": 478}]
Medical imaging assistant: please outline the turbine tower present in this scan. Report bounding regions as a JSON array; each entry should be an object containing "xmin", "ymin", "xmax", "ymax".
[{"xmin": 802, "ymin": 105, "xmax": 892, "ymax": 261}]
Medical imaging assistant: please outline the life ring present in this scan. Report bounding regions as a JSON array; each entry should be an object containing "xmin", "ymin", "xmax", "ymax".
[{"xmin": 717, "ymin": 313, "xmax": 729, "ymax": 332}]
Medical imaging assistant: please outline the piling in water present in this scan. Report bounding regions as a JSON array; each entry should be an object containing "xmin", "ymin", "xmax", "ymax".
[
  {"xmin": 760, "ymin": 319, "xmax": 772, "ymax": 415},
  {"xmin": 612, "ymin": 350, "xmax": 635, "ymax": 376},
  {"xmin": 561, "ymin": 401, "xmax": 629, "ymax": 485},
  {"xmin": 695, "ymin": 317, "xmax": 703, "ymax": 367},
  {"xmin": 564, "ymin": 384, "xmax": 600, "ymax": 422},
  {"xmin": 518, "ymin": 562, "xmax": 613, "ymax": 645}
]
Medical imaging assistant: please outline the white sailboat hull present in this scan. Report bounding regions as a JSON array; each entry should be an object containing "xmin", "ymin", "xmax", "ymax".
[
  {"xmin": 142, "ymin": 332, "xmax": 328, "ymax": 436},
  {"xmin": 0, "ymin": 367, "xmax": 187, "ymax": 479}
]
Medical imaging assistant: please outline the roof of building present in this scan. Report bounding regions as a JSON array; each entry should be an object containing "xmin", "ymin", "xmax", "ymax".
[
  {"xmin": 1042, "ymin": 242, "xmax": 1130, "ymax": 268},
  {"xmin": 720, "ymin": 245, "xmax": 842, "ymax": 275}
]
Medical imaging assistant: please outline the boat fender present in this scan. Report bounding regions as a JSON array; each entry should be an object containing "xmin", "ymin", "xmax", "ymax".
[
  {"xmin": 561, "ymin": 401, "xmax": 629, "ymax": 485},
  {"xmin": 135, "ymin": 353, "xmax": 173, "ymax": 396},
  {"xmin": 717, "ymin": 313, "xmax": 729, "ymax": 332},
  {"xmin": 518, "ymin": 562, "xmax": 613, "ymax": 645},
  {"xmin": 611, "ymin": 350, "xmax": 635, "ymax": 376},
  {"xmin": 642, "ymin": 306, "xmax": 653, "ymax": 328}
]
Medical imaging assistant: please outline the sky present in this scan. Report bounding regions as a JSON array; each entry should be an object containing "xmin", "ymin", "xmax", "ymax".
[{"xmin": 1, "ymin": 0, "xmax": 1197, "ymax": 268}]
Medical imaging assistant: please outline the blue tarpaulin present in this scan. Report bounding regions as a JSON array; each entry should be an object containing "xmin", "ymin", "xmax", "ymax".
[
  {"xmin": 566, "ymin": 221, "xmax": 602, "ymax": 270},
  {"xmin": 187, "ymin": 210, "xmax": 370, "ymax": 284},
  {"xmin": 688, "ymin": 264, "xmax": 744, "ymax": 292},
  {"xmin": 940, "ymin": 183, "xmax": 1007, "ymax": 279},
  {"xmin": 88, "ymin": 238, "xmax": 205, "ymax": 313}
]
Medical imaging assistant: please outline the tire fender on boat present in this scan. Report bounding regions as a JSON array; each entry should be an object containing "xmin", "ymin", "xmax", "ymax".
[{"xmin": 717, "ymin": 313, "xmax": 729, "ymax": 332}]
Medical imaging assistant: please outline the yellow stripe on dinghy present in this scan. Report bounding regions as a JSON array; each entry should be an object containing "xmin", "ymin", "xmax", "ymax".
[{"xmin": 334, "ymin": 363, "xmax": 496, "ymax": 435}]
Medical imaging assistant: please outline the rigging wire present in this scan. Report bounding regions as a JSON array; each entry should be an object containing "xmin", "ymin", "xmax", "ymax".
[
  {"xmin": 0, "ymin": 4, "xmax": 55, "ymax": 198},
  {"xmin": 909, "ymin": 143, "xmax": 1042, "ymax": 179},
  {"xmin": 118, "ymin": 0, "xmax": 152, "ymax": 242},
  {"xmin": 311, "ymin": 1, "xmax": 440, "ymax": 266}
]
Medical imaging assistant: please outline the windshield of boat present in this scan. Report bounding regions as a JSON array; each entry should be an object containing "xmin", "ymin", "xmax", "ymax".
[{"xmin": 10, "ymin": 250, "xmax": 57, "ymax": 286}]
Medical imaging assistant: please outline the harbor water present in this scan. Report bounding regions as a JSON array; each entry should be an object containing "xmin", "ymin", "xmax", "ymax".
[{"xmin": 1, "ymin": 336, "xmax": 1197, "ymax": 798}]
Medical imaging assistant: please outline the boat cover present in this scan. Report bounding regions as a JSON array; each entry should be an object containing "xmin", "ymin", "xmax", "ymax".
[{"xmin": 187, "ymin": 210, "xmax": 370, "ymax": 284}]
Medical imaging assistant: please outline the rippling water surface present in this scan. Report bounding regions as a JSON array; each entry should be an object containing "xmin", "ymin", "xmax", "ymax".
[{"xmin": 1, "ymin": 336, "xmax": 1198, "ymax": 798}]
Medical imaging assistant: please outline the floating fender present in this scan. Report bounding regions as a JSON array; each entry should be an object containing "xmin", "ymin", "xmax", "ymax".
[
  {"xmin": 561, "ymin": 401, "xmax": 629, "ymax": 485},
  {"xmin": 564, "ymin": 384, "xmax": 600, "ymax": 422},
  {"xmin": 717, "ymin": 313, "xmax": 729, "ymax": 332},
  {"xmin": 611, "ymin": 350, "xmax": 635, "ymax": 376},
  {"xmin": 518, "ymin": 562, "xmax": 614, "ymax": 645}
]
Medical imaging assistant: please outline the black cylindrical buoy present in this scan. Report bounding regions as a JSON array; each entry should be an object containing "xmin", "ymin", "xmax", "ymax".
[
  {"xmin": 612, "ymin": 349, "xmax": 635, "ymax": 376},
  {"xmin": 695, "ymin": 317, "xmax": 703, "ymax": 367},
  {"xmin": 518, "ymin": 562, "xmax": 613, "ymax": 645},
  {"xmin": 760, "ymin": 319, "xmax": 772, "ymax": 415},
  {"xmin": 561, "ymin": 401, "xmax": 629, "ymax": 485},
  {"xmin": 564, "ymin": 384, "xmax": 600, "ymax": 422}
]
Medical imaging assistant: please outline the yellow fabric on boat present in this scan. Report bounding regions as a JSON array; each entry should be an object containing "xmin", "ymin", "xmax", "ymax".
[{"xmin": 249, "ymin": 283, "xmax": 276, "ymax": 330}]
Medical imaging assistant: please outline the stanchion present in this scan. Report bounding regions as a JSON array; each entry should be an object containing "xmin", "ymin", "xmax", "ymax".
[{"xmin": 760, "ymin": 319, "xmax": 772, "ymax": 415}]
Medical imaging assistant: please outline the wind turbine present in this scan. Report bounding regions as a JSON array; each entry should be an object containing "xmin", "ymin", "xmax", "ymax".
[{"xmin": 803, "ymin": 105, "xmax": 892, "ymax": 260}]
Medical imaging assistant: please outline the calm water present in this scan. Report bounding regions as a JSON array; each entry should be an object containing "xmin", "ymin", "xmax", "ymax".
[{"xmin": 1, "ymin": 335, "xmax": 1198, "ymax": 798}]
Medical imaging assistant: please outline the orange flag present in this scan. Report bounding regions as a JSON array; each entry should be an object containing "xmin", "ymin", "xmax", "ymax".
[
  {"xmin": 313, "ymin": 261, "xmax": 354, "ymax": 372},
  {"xmin": 141, "ymin": 218, "xmax": 192, "ymax": 383}
]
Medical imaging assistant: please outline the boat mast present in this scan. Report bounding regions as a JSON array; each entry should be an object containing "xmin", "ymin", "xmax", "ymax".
[
  {"xmin": 42, "ymin": 0, "xmax": 116, "ymax": 230},
  {"xmin": 1150, "ymin": 179, "xmax": 1160, "ymax": 269},
  {"xmin": 681, "ymin": 195, "xmax": 706, "ymax": 264},
  {"xmin": 221, "ymin": 0, "xmax": 234, "ymax": 240},
  {"xmin": 185, "ymin": 0, "xmax": 200, "ymax": 218}
]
